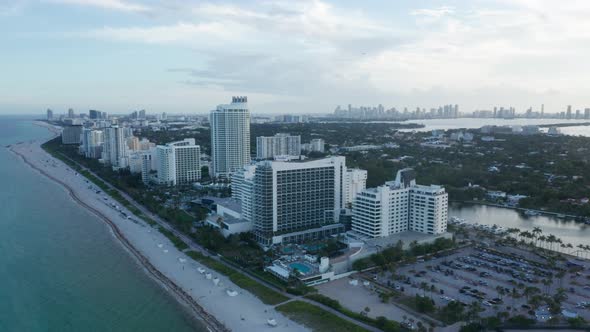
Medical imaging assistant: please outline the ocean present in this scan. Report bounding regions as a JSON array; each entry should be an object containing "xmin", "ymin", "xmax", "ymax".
[{"xmin": 0, "ymin": 116, "xmax": 203, "ymax": 332}]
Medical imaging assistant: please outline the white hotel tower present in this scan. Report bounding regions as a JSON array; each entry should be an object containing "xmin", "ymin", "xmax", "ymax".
[
  {"xmin": 352, "ymin": 168, "xmax": 448, "ymax": 237},
  {"xmin": 156, "ymin": 138, "xmax": 201, "ymax": 186},
  {"xmin": 210, "ymin": 96, "xmax": 251, "ymax": 178}
]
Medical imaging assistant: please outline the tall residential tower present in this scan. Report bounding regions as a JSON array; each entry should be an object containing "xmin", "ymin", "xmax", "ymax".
[{"xmin": 210, "ymin": 96, "xmax": 251, "ymax": 178}]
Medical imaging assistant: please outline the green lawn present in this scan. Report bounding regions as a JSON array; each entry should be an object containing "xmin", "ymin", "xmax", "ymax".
[
  {"xmin": 276, "ymin": 301, "xmax": 370, "ymax": 332},
  {"xmin": 158, "ymin": 227, "xmax": 189, "ymax": 251}
]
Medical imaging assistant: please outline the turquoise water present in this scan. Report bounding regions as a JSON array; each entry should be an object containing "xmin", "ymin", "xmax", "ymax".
[
  {"xmin": 289, "ymin": 263, "xmax": 311, "ymax": 274},
  {"xmin": 0, "ymin": 117, "xmax": 204, "ymax": 332},
  {"xmin": 302, "ymin": 243, "xmax": 325, "ymax": 252}
]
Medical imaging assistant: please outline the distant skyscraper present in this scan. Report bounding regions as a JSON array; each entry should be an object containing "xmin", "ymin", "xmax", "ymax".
[
  {"xmin": 61, "ymin": 125, "xmax": 83, "ymax": 145},
  {"xmin": 139, "ymin": 109, "xmax": 146, "ymax": 119},
  {"xmin": 256, "ymin": 133, "xmax": 301, "ymax": 159},
  {"xmin": 585, "ymin": 108, "xmax": 590, "ymax": 120},
  {"xmin": 46, "ymin": 109, "xmax": 53, "ymax": 120},
  {"xmin": 567, "ymin": 105, "xmax": 572, "ymax": 119},
  {"xmin": 89, "ymin": 109, "xmax": 106, "ymax": 120},
  {"xmin": 67, "ymin": 108, "xmax": 74, "ymax": 118},
  {"xmin": 210, "ymin": 96, "xmax": 251, "ymax": 178},
  {"xmin": 81, "ymin": 128, "xmax": 104, "ymax": 158},
  {"xmin": 103, "ymin": 126, "xmax": 129, "ymax": 169}
]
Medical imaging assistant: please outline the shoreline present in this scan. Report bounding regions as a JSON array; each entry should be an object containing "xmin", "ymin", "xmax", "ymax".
[
  {"xmin": 9, "ymin": 142, "xmax": 227, "ymax": 332},
  {"xmin": 10, "ymin": 122, "xmax": 309, "ymax": 332}
]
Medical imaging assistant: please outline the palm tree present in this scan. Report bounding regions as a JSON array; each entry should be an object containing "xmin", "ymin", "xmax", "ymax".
[
  {"xmin": 532, "ymin": 227, "xmax": 542, "ymax": 246},
  {"xmin": 420, "ymin": 282, "xmax": 428, "ymax": 297},
  {"xmin": 546, "ymin": 234, "xmax": 558, "ymax": 251},
  {"xmin": 538, "ymin": 235, "xmax": 547, "ymax": 249}
]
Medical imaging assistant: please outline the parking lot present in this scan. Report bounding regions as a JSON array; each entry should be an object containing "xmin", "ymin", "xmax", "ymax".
[
  {"xmin": 316, "ymin": 277, "xmax": 429, "ymax": 329},
  {"xmin": 371, "ymin": 245, "xmax": 590, "ymax": 321}
]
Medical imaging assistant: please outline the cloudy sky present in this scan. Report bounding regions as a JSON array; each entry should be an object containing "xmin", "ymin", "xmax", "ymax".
[{"xmin": 1, "ymin": 0, "xmax": 589, "ymax": 115}]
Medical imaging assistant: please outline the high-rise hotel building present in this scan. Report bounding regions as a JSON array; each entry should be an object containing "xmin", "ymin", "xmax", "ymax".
[
  {"xmin": 352, "ymin": 168, "xmax": 448, "ymax": 238},
  {"xmin": 232, "ymin": 157, "xmax": 361, "ymax": 245},
  {"xmin": 210, "ymin": 96, "xmax": 251, "ymax": 178},
  {"xmin": 156, "ymin": 138, "xmax": 201, "ymax": 186}
]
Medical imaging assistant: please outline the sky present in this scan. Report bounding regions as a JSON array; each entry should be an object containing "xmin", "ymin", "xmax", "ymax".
[{"xmin": 1, "ymin": 0, "xmax": 590, "ymax": 115}]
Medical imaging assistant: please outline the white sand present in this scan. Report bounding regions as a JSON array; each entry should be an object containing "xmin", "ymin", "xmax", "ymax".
[{"xmin": 10, "ymin": 123, "xmax": 308, "ymax": 332}]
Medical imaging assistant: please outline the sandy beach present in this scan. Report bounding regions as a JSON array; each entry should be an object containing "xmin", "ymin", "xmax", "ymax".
[{"xmin": 9, "ymin": 122, "xmax": 308, "ymax": 332}]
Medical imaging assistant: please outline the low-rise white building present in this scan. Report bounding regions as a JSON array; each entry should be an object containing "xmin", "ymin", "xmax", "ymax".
[
  {"xmin": 205, "ymin": 199, "xmax": 252, "ymax": 237},
  {"xmin": 256, "ymin": 133, "xmax": 301, "ymax": 159},
  {"xmin": 352, "ymin": 168, "xmax": 448, "ymax": 237}
]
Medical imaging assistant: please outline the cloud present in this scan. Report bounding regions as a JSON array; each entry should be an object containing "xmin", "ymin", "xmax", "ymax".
[
  {"xmin": 46, "ymin": 0, "xmax": 151, "ymax": 12},
  {"xmin": 71, "ymin": 1, "xmax": 590, "ymax": 112},
  {"xmin": 0, "ymin": 0, "xmax": 29, "ymax": 15},
  {"xmin": 411, "ymin": 6, "xmax": 454, "ymax": 18}
]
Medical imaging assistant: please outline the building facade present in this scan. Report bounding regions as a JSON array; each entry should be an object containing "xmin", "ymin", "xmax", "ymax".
[
  {"xmin": 156, "ymin": 138, "xmax": 201, "ymax": 186},
  {"xmin": 81, "ymin": 128, "xmax": 104, "ymax": 158},
  {"xmin": 352, "ymin": 168, "xmax": 448, "ymax": 238},
  {"xmin": 344, "ymin": 168, "xmax": 368, "ymax": 207},
  {"xmin": 61, "ymin": 125, "xmax": 83, "ymax": 145},
  {"xmin": 232, "ymin": 157, "xmax": 348, "ymax": 245},
  {"xmin": 210, "ymin": 96, "xmax": 251, "ymax": 178},
  {"xmin": 102, "ymin": 126, "xmax": 129, "ymax": 169},
  {"xmin": 256, "ymin": 133, "xmax": 301, "ymax": 159}
]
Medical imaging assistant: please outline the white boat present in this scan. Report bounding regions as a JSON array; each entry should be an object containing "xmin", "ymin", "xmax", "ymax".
[
  {"xmin": 206, "ymin": 273, "xmax": 212, "ymax": 280},
  {"xmin": 226, "ymin": 289, "xmax": 238, "ymax": 297},
  {"xmin": 178, "ymin": 258, "xmax": 187, "ymax": 263},
  {"xmin": 198, "ymin": 267, "xmax": 206, "ymax": 274},
  {"xmin": 525, "ymin": 210, "xmax": 539, "ymax": 216},
  {"xmin": 213, "ymin": 277, "xmax": 220, "ymax": 286},
  {"xmin": 267, "ymin": 318, "xmax": 278, "ymax": 327}
]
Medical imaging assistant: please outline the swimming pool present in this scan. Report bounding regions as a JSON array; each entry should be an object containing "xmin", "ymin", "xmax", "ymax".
[{"xmin": 289, "ymin": 262, "xmax": 311, "ymax": 274}]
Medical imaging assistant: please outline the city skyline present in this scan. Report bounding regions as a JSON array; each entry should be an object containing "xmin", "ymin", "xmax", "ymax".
[{"xmin": 2, "ymin": 1, "xmax": 590, "ymax": 114}]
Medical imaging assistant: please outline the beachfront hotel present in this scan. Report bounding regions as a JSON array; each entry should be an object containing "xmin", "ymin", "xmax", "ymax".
[
  {"xmin": 156, "ymin": 138, "xmax": 201, "ymax": 186},
  {"xmin": 210, "ymin": 96, "xmax": 251, "ymax": 178},
  {"xmin": 232, "ymin": 156, "xmax": 367, "ymax": 246},
  {"xmin": 351, "ymin": 168, "xmax": 448, "ymax": 238},
  {"xmin": 256, "ymin": 133, "xmax": 301, "ymax": 159}
]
